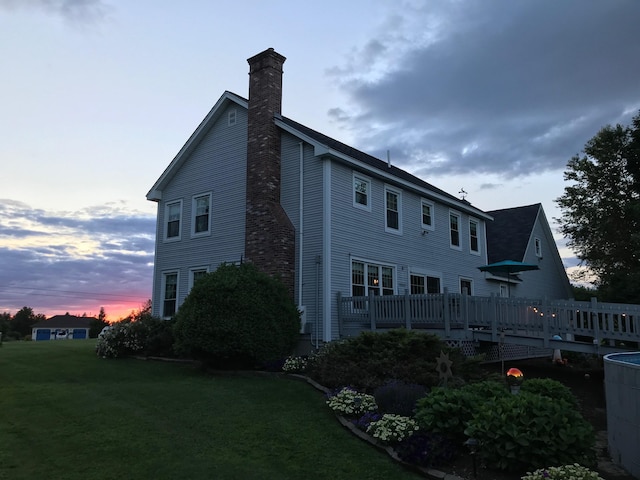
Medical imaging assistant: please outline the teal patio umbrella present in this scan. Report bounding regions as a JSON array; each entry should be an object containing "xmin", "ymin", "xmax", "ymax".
[{"xmin": 478, "ymin": 260, "xmax": 540, "ymax": 297}]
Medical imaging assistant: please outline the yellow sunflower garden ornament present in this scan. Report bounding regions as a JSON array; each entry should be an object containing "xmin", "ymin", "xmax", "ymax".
[{"xmin": 435, "ymin": 350, "xmax": 453, "ymax": 387}]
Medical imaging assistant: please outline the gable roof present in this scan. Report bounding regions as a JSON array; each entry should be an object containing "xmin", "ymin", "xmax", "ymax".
[
  {"xmin": 32, "ymin": 314, "xmax": 94, "ymax": 329},
  {"xmin": 146, "ymin": 90, "xmax": 490, "ymax": 219},
  {"xmin": 485, "ymin": 203, "xmax": 541, "ymax": 264},
  {"xmin": 146, "ymin": 91, "xmax": 248, "ymax": 201}
]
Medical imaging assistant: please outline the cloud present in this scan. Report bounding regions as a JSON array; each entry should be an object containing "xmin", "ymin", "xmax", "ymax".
[
  {"xmin": 329, "ymin": 0, "xmax": 640, "ymax": 179},
  {"xmin": 0, "ymin": 0, "xmax": 112, "ymax": 24},
  {"xmin": 0, "ymin": 199, "xmax": 154, "ymax": 319}
]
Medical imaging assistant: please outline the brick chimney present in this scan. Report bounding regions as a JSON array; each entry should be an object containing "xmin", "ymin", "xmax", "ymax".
[{"xmin": 244, "ymin": 48, "xmax": 296, "ymax": 297}]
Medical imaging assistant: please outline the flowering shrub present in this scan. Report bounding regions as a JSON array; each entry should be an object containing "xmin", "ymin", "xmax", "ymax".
[
  {"xmin": 521, "ymin": 464, "xmax": 604, "ymax": 480},
  {"xmin": 366, "ymin": 414, "xmax": 419, "ymax": 444},
  {"xmin": 326, "ymin": 387, "xmax": 377, "ymax": 416},
  {"xmin": 95, "ymin": 321, "xmax": 145, "ymax": 358},
  {"xmin": 282, "ymin": 356, "xmax": 308, "ymax": 373}
]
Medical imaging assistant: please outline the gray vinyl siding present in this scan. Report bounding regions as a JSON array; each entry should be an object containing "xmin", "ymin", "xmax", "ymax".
[
  {"xmin": 151, "ymin": 104, "xmax": 248, "ymax": 317},
  {"xmin": 328, "ymin": 161, "xmax": 492, "ymax": 337},
  {"xmin": 280, "ymin": 133, "xmax": 325, "ymax": 343}
]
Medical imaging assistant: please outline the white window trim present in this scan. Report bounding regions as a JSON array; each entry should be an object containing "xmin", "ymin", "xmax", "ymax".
[
  {"xmin": 534, "ymin": 237, "xmax": 542, "ymax": 258},
  {"xmin": 449, "ymin": 210, "xmax": 462, "ymax": 250},
  {"xmin": 188, "ymin": 266, "xmax": 210, "ymax": 291},
  {"xmin": 164, "ymin": 199, "xmax": 183, "ymax": 243},
  {"xmin": 228, "ymin": 109, "xmax": 237, "ymax": 126},
  {"xmin": 420, "ymin": 199, "xmax": 435, "ymax": 231},
  {"xmin": 469, "ymin": 217, "xmax": 480, "ymax": 255},
  {"xmin": 499, "ymin": 284, "xmax": 509, "ymax": 297},
  {"xmin": 191, "ymin": 192, "xmax": 212, "ymax": 238},
  {"xmin": 409, "ymin": 268, "xmax": 443, "ymax": 294},
  {"xmin": 384, "ymin": 185, "xmax": 402, "ymax": 234},
  {"xmin": 161, "ymin": 270, "xmax": 179, "ymax": 319},
  {"xmin": 353, "ymin": 172, "xmax": 371, "ymax": 211},
  {"xmin": 350, "ymin": 256, "xmax": 397, "ymax": 297},
  {"xmin": 459, "ymin": 277, "xmax": 473, "ymax": 295}
]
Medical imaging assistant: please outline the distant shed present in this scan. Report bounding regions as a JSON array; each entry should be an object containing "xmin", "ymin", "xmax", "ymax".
[{"xmin": 31, "ymin": 314, "xmax": 93, "ymax": 341}]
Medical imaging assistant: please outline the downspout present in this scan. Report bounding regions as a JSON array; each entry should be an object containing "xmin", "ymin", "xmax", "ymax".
[{"xmin": 298, "ymin": 142, "xmax": 304, "ymax": 307}]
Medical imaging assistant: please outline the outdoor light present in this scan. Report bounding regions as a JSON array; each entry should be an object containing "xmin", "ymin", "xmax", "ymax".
[{"xmin": 506, "ymin": 367, "xmax": 524, "ymax": 394}]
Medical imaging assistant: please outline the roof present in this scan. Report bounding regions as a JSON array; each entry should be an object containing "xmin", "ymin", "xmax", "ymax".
[
  {"xmin": 277, "ymin": 116, "xmax": 490, "ymax": 217},
  {"xmin": 485, "ymin": 203, "xmax": 541, "ymax": 264},
  {"xmin": 146, "ymin": 90, "xmax": 490, "ymax": 219},
  {"xmin": 32, "ymin": 314, "xmax": 94, "ymax": 329}
]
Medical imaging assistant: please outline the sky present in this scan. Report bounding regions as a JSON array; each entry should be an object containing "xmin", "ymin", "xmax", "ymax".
[{"xmin": 2, "ymin": 0, "xmax": 639, "ymax": 321}]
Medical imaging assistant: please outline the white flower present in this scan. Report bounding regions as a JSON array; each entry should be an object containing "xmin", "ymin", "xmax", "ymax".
[
  {"xmin": 326, "ymin": 387, "xmax": 378, "ymax": 416},
  {"xmin": 366, "ymin": 414, "xmax": 419, "ymax": 444}
]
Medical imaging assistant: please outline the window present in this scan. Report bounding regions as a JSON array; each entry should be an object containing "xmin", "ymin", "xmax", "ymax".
[
  {"xmin": 351, "ymin": 260, "xmax": 395, "ymax": 297},
  {"xmin": 192, "ymin": 193, "xmax": 211, "ymax": 236},
  {"xmin": 162, "ymin": 272, "xmax": 178, "ymax": 318},
  {"xmin": 410, "ymin": 274, "xmax": 441, "ymax": 294},
  {"xmin": 189, "ymin": 267, "xmax": 209, "ymax": 291},
  {"xmin": 499, "ymin": 284, "xmax": 509, "ymax": 298},
  {"xmin": 165, "ymin": 200, "xmax": 182, "ymax": 241},
  {"xmin": 421, "ymin": 199, "xmax": 434, "ymax": 230},
  {"xmin": 353, "ymin": 174, "xmax": 371, "ymax": 210},
  {"xmin": 534, "ymin": 237, "xmax": 542, "ymax": 258},
  {"xmin": 460, "ymin": 278, "xmax": 473, "ymax": 295},
  {"xmin": 385, "ymin": 187, "xmax": 402, "ymax": 233},
  {"xmin": 228, "ymin": 109, "xmax": 237, "ymax": 126},
  {"xmin": 449, "ymin": 211, "xmax": 461, "ymax": 249},
  {"xmin": 469, "ymin": 219, "xmax": 479, "ymax": 254}
]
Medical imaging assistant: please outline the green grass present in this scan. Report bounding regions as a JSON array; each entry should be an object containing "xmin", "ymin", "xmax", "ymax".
[{"xmin": 0, "ymin": 340, "xmax": 421, "ymax": 480}]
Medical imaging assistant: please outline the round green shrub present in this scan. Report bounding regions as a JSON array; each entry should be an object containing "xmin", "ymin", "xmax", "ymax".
[
  {"xmin": 306, "ymin": 329, "xmax": 481, "ymax": 391},
  {"xmin": 520, "ymin": 378, "xmax": 578, "ymax": 407},
  {"xmin": 464, "ymin": 392, "xmax": 596, "ymax": 473},
  {"xmin": 414, "ymin": 380, "xmax": 506, "ymax": 443},
  {"xmin": 172, "ymin": 262, "xmax": 300, "ymax": 368}
]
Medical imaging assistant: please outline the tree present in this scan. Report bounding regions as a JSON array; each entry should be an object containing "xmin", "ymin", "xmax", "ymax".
[
  {"xmin": 10, "ymin": 307, "xmax": 45, "ymax": 339},
  {"xmin": 173, "ymin": 263, "xmax": 300, "ymax": 368},
  {"xmin": 556, "ymin": 111, "xmax": 640, "ymax": 303},
  {"xmin": 89, "ymin": 306, "xmax": 110, "ymax": 338}
]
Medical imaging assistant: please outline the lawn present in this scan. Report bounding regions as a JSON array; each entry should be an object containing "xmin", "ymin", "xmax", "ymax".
[{"xmin": 0, "ymin": 340, "xmax": 421, "ymax": 480}]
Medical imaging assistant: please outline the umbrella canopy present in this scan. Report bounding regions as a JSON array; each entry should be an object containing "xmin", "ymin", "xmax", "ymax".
[
  {"xmin": 478, "ymin": 259, "xmax": 540, "ymax": 275},
  {"xmin": 478, "ymin": 260, "xmax": 540, "ymax": 297}
]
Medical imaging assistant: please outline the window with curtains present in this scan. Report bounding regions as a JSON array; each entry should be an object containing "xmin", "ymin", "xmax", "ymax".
[{"xmin": 351, "ymin": 260, "xmax": 395, "ymax": 297}]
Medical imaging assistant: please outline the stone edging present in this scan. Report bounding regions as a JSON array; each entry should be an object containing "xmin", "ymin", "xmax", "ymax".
[{"xmin": 288, "ymin": 374, "xmax": 467, "ymax": 480}]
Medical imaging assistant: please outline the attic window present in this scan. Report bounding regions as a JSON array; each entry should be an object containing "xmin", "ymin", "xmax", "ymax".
[
  {"xmin": 535, "ymin": 237, "xmax": 542, "ymax": 257},
  {"xmin": 228, "ymin": 109, "xmax": 237, "ymax": 126}
]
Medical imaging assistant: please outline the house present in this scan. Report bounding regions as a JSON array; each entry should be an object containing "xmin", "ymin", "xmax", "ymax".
[
  {"xmin": 146, "ymin": 48, "xmax": 571, "ymax": 342},
  {"xmin": 485, "ymin": 204, "xmax": 573, "ymax": 299},
  {"xmin": 31, "ymin": 314, "xmax": 92, "ymax": 341}
]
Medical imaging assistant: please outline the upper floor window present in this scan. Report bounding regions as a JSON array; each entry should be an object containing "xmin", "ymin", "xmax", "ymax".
[
  {"xmin": 192, "ymin": 193, "xmax": 211, "ymax": 237},
  {"xmin": 228, "ymin": 109, "xmax": 237, "ymax": 126},
  {"xmin": 534, "ymin": 237, "xmax": 542, "ymax": 257},
  {"xmin": 353, "ymin": 174, "xmax": 371, "ymax": 211},
  {"xmin": 385, "ymin": 186, "xmax": 402, "ymax": 233},
  {"xmin": 469, "ymin": 219, "xmax": 479, "ymax": 254},
  {"xmin": 162, "ymin": 272, "xmax": 178, "ymax": 318},
  {"xmin": 449, "ymin": 211, "xmax": 461, "ymax": 249},
  {"xmin": 421, "ymin": 199, "xmax": 434, "ymax": 230},
  {"xmin": 165, "ymin": 200, "xmax": 182, "ymax": 241}
]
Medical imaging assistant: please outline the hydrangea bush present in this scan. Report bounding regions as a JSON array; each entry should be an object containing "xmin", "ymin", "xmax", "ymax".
[
  {"xmin": 521, "ymin": 464, "xmax": 604, "ymax": 480},
  {"xmin": 367, "ymin": 414, "xmax": 419, "ymax": 444},
  {"xmin": 95, "ymin": 321, "xmax": 145, "ymax": 358},
  {"xmin": 326, "ymin": 387, "xmax": 377, "ymax": 416},
  {"xmin": 282, "ymin": 356, "xmax": 308, "ymax": 373}
]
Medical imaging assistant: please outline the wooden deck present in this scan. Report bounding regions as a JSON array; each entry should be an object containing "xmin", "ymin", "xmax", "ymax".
[{"xmin": 337, "ymin": 291, "xmax": 640, "ymax": 356}]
